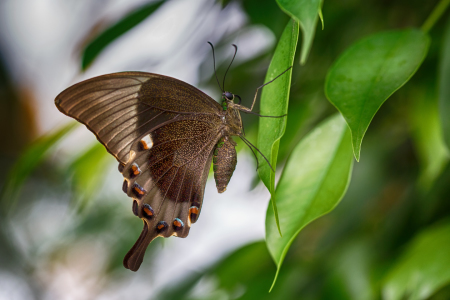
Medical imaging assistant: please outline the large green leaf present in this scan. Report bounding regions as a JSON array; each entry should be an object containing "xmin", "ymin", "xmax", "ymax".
[
  {"xmin": 276, "ymin": 0, "xmax": 322, "ymax": 65},
  {"xmin": 383, "ymin": 220, "xmax": 450, "ymax": 300},
  {"xmin": 439, "ymin": 17, "xmax": 450, "ymax": 150},
  {"xmin": 257, "ymin": 19, "xmax": 299, "ymax": 235},
  {"xmin": 0, "ymin": 122, "xmax": 78, "ymax": 211},
  {"xmin": 325, "ymin": 29, "xmax": 430, "ymax": 161},
  {"xmin": 266, "ymin": 114, "xmax": 354, "ymax": 290},
  {"xmin": 81, "ymin": 0, "xmax": 165, "ymax": 70}
]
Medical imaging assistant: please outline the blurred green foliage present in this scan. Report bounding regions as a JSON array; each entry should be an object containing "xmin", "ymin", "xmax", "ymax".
[
  {"xmin": 81, "ymin": 0, "xmax": 165, "ymax": 70},
  {"xmin": 1, "ymin": 0, "xmax": 450, "ymax": 299}
]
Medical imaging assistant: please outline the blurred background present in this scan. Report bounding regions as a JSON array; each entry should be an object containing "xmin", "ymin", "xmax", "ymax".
[{"xmin": 0, "ymin": 0, "xmax": 449, "ymax": 299}]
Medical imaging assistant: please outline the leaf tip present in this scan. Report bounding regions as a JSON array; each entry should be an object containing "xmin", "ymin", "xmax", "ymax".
[
  {"xmin": 299, "ymin": 57, "xmax": 306, "ymax": 66},
  {"xmin": 353, "ymin": 148, "xmax": 361, "ymax": 162},
  {"xmin": 269, "ymin": 268, "xmax": 281, "ymax": 293},
  {"xmin": 318, "ymin": 8, "xmax": 324, "ymax": 30},
  {"xmin": 351, "ymin": 134, "xmax": 362, "ymax": 162},
  {"xmin": 277, "ymin": 224, "xmax": 283, "ymax": 237}
]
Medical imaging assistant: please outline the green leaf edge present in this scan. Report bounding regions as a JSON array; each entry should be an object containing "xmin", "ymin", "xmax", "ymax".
[{"xmin": 324, "ymin": 29, "xmax": 431, "ymax": 161}]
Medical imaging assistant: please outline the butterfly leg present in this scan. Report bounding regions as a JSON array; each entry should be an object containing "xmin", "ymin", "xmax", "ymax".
[
  {"xmin": 234, "ymin": 66, "xmax": 293, "ymax": 112},
  {"xmin": 229, "ymin": 103, "xmax": 287, "ymax": 118}
]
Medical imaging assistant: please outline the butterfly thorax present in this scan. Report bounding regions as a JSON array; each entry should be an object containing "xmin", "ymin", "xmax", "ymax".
[{"xmin": 220, "ymin": 98, "xmax": 243, "ymax": 136}]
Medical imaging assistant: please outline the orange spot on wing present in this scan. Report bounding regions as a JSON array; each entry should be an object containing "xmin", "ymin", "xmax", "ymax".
[
  {"xmin": 143, "ymin": 206, "xmax": 153, "ymax": 216},
  {"xmin": 134, "ymin": 186, "xmax": 145, "ymax": 195},
  {"xmin": 189, "ymin": 206, "xmax": 199, "ymax": 223},
  {"xmin": 140, "ymin": 140, "xmax": 149, "ymax": 150},
  {"xmin": 131, "ymin": 164, "xmax": 140, "ymax": 175}
]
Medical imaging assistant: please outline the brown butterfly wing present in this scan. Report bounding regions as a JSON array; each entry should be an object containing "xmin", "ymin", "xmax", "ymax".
[
  {"xmin": 55, "ymin": 72, "xmax": 222, "ymax": 163},
  {"xmin": 55, "ymin": 72, "xmax": 223, "ymax": 271}
]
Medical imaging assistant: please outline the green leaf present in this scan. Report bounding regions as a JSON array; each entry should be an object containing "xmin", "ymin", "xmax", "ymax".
[
  {"xmin": 0, "ymin": 122, "xmax": 78, "ymax": 211},
  {"xmin": 439, "ymin": 16, "xmax": 450, "ymax": 150},
  {"xmin": 81, "ymin": 1, "xmax": 165, "ymax": 70},
  {"xmin": 409, "ymin": 89, "xmax": 449, "ymax": 190},
  {"xmin": 325, "ymin": 29, "xmax": 430, "ymax": 161},
  {"xmin": 266, "ymin": 114, "xmax": 353, "ymax": 291},
  {"xmin": 383, "ymin": 220, "xmax": 450, "ymax": 300},
  {"xmin": 257, "ymin": 19, "xmax": 299, "ymax": 235},
  {"xmin": 276, "ymin": 0, "xmax": 322, "ymax": 64},
  {"xmin": 67, "ymin": 143, "xmax": 111, "ymax": 211}
]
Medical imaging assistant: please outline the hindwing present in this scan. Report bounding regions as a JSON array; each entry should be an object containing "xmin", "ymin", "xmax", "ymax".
[{"xmin": 55, "ymin": 72, "xmax": 224, "ymax": 271}]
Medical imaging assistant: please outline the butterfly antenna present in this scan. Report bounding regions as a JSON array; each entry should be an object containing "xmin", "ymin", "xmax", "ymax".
[
  {"xmin": 235, "ymin": 94, "xmax": 242, "ymax": 104},
  {"xmin": 223, "ymin": 44, "xmax": 238, "ymax": 91},
  {"xmin": 247, "ymin": 66, "xmax": 293, "ymax": 111},
  {"xmin": 259, "ymin": 66, "xmax": 292, "ymax": 90},
  {"xmin": 239, "ymin": 135, "xmax": 275, "ymax": 172},
  {"xmin": 207, "ymin": 41, "xmax": 224, "ymax": 92}
]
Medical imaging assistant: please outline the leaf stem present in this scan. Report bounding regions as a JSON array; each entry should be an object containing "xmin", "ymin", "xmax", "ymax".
[{"xmin": 421, "ymin": 0, "xmax": 450, "ymax": 33}]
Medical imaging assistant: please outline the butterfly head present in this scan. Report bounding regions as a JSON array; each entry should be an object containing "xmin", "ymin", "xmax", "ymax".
[
  {"xmin": 223, "ymin": 91, "xmax": 242, "ymax": 105},
  {"xmin": 223, "ymin": 91, "xmax": 234, "ymax": 102}
]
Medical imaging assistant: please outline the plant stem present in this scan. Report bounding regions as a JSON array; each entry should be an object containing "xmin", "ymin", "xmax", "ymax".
[{"xmin": 422, "ymin": 0, "xmax": 450, "ymax": 33}]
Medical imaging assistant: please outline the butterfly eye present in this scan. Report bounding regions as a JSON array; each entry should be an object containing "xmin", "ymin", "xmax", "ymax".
[
  {"xmin": 224, "ymin": 92, "xmax": 233, "ymax": 100},
  {"xmin": 156, "ymin": 221, "xmax": 168, "ymax": 233},
  {"xmin": 142, "ymin": 204, "xmax": 154, "ymax": 219}
]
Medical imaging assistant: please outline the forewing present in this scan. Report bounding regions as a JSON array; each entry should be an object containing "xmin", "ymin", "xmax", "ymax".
[
  {"xmin": 121, "ymin": 117, "xmax": 221, "ymax": 271},
  {"xmin": 55, "ymin": 72, "xmax": 222, "ymax": 163}
]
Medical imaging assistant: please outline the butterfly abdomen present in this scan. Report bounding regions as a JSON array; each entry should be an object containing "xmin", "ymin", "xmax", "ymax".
[{"xmin": 213, "ymin": 136, "xmax": 237, "ymax": 193}]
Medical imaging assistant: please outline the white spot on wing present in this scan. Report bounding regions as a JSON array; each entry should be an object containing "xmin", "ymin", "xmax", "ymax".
[{"xmin": 141, "ymin": 134, "xmax": 153, "ymax": 149}]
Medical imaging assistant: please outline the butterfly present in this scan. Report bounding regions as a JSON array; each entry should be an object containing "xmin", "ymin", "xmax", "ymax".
[{"xmin": 55, "ymin": 43, "xmax": 290, "ymax": 271}]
